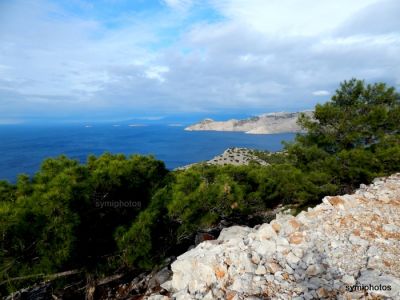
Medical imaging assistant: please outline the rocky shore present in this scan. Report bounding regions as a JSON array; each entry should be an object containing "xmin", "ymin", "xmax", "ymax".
[
  {"xmin": 148, "ymin": 173, "xmax": 400, "ymax": 299},
  {"xmin": 185, "ymin": 111, "xmax": 312, "ymax": 135}
]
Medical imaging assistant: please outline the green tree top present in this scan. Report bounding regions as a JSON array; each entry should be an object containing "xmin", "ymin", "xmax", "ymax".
[{"xmin": 297, "ymin": 78, "xmax": 400, "ymax": 153}]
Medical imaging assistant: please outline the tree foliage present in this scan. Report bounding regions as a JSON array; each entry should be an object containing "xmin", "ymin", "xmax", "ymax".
[
  {"xmin": 0, "ymin": 154, "xmax": 167, "ymax": 294},
  {"xmin": 288, "ymin": 78, "xmax": 400, "ymax": 190}
]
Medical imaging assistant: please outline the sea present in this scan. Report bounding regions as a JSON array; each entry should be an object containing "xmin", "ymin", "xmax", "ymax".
[{"xmin": 0, "ymin": 124, "xmax": 295, "ymax": 182}]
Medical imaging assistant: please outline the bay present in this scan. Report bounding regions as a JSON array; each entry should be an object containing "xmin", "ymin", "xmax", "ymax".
[{"xmin": 0, "ymin": 124, "xmax": 295, "ymax": 182}]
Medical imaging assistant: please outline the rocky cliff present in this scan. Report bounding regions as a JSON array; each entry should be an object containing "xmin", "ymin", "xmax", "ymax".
[
  {"xmin": 149, "ymin": 174, "xmax": 400, "ymax": 299},
  {"xmin": 184, "ymin": 111, "xmax": 313, "ymax": 134}
]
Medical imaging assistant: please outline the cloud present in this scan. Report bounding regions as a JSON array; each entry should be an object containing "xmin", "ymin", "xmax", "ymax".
[
  {"xmin": 313, "ymin": 90, "xmax": 330, "ymax": 96},
  {"xmin": 144, "ymin": 66, "xmax": 170, "ymax": 82},
  {"xmin": 0, "ymin": 0, "xmax": 399, "ymax": 120},
  {"xmin": 211, "ymin": 0, "xmax": 381, "ymax": 36},
  {"xmin": 163, "ymin": 0, "xmax": 193, "ymax": 10}
]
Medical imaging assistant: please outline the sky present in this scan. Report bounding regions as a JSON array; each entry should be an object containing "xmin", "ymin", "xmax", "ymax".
[{"xmin": 0, "ymin": 0, "xmax": 399, "ymax": 123}]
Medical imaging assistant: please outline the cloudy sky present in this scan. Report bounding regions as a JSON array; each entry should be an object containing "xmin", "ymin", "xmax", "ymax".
[{"xmin": 0, "ymin": 0, "xmax": 399, "ymax": 123}]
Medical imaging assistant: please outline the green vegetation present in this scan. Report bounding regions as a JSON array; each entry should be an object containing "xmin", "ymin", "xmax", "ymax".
[{"xmin": 0, "ymin": 79, "xmax": 399, "ymax": 296}]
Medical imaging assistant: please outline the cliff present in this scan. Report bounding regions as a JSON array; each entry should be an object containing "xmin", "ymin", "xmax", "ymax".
[
  {"xmin": 149, "ymin": 173, "xmax": 400, "ymax": 299},
  {"xmin": 185, "ymin": 111, "xmax": 313, "ymax": 134}
]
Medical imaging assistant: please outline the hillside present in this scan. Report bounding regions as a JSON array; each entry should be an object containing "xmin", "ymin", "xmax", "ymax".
[
  {"xmin": 148, "ymin": 173, "xmax": 400, "ymax": 299},
  {"xmin": 185, "ymin": 111, "xmax": 313, "ymax": 134},
  {"xmin": 175, "ymin": 148, "xmax": 269, "ymax": 170}
]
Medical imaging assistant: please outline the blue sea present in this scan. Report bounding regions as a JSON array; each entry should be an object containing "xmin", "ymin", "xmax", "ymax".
[{"xmin": 0, "ymin": 124, "xmax": 295, "ymax": 182}]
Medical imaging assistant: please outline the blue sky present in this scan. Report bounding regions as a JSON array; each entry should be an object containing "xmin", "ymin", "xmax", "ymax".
[{"xmin": 0, "ymin": 0, "xmax": 399, "ymax": 123}]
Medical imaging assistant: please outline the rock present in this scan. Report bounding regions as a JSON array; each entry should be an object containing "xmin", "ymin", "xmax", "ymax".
[
  {"xmin": 195, "ymin": 232, "xmax": 215, "ymax": 245},
  {"xmin": 305, "ymin": 264, "xmax": 324, "ymax": 276},
  {"xmin": 218, "ymin": 226, "xmax": 251, "ymax": 243},
  {"xmin": 255, "ymin": 265, "xmax": 267, "ymax": 275},
  {"xmin": 255, "ymin": 223, "xmax": 277, "ymax": 240},
  {"xmin": 289, "ymin": 232, "xmax": 304, "ymax": 245},
  {"xmin": 254, "ymin": 239, "xmax": 276, "ymax": 257},
  {"xmin": 147, "ymin": 295, "xmax": 169, "ymax": 300},
  {"xmin": 148, "ymin": 267, "xmax": 172, "ymax": 290},
  {"xmin": 341, "ymin": 274, "xmax": 355, "ymax": 286},
  {"xmin": 349, "ymin": 234, "xmax": 369, "ymax": 247},
  {"xmin": 316, "ymin": 287, "xmax": 329, "ymax": 298},
  {"xmin": 292, "ymin": 247, "xmax": 304, "ymax": 259},
  {"xmin": 250, "ymin": 252, "xmax": 260, "ymax": 264},
  {"xmin": 382, "ymin": 223, "xmax": 399, "ymax": 233},
  {"xmin": 357, "ymin": 270, "xmax": 400, "ymax": 299},
  {"xmin": 147, "ymin": 173, "xmax": 400, "ymax": 300},
  {"xmin": 266, "ymin": 262, "xmax": 282, "ymax": 274},
  {"xmin": 185, "ymin": 111, "xmax": 313, "ymax": 134},
  {"xmin": 160, "ymin": 280, "xmax": 172, "ymax": 291},
  {"xmin": 172, "ymin": 290, "xmax": 194, "ymax": 300},
  {"xmin": 286, "ymin": 251, "xmax": 301, "ymax": 266}
]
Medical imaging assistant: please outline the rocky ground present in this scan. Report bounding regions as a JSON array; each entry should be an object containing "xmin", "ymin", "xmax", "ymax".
[
  {"xmin": 148, "ymin": 174, "xmax": 400, "ymax": 300},
  {"xmin": 175, "ymin": 148, "xmax": 268, "ymax": 170}
]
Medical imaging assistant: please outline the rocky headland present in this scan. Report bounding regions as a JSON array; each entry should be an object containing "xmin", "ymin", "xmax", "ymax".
[
  {"xmin": 185, "ymin": 111, "xmax": 313, "ymax": 135},
  {"xmin": 148, "ymin": 173, "xmax": 400, "ymax": 299},
  {"xmin": 175, "ymin": 148, "xmax": 269, "ymax": 170}
]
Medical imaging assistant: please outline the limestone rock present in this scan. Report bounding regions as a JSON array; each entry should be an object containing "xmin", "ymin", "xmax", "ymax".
[{"xmin": 148, "ymin": 173, "xmax": 400, "ymax": 300}]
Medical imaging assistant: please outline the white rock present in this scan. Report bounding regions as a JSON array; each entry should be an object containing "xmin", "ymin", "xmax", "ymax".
[
  {"xmin": 305, "ymin": 264, "xmax": 324, "ymax": 276},
  {"xmin": 218, "ymin": 226, "xmax": 252, "ymax": 243},
  {"xmin": 292, "ymin": 247, "xmax": 304, "ymax": 259},
  {"xmin": 255, "ymin": 265, "xmax": 267, "ymax": 275},
  {"xmin": 357, "ymin": 270, "xmax": 400, "ymax": 299},
  {"xmin": 382, "ymin": 224, "xmax": 399, "ymax": 233},
  {"xmin": 286, "ymin": 251, "xmax": 301, "ymax": 266},
  {"xmin": 147, "ymin": 295, "xmax": 169, "ymax": 300},
  {"xmin": 254, "ymin": 239, "xmax": 276, "ymax": 257},
  {"xmin": 255, "ymin": 223, "xmax": 277, "ymax": 240},
  {"xmin": 341, "ymin": 274, "xmax": 355, "ymax": 286}
]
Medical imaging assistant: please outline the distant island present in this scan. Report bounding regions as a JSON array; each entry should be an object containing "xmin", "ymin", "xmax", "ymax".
[{"xmin": 185, "ymin": 111, "xmax": 313, "ymax": 134}]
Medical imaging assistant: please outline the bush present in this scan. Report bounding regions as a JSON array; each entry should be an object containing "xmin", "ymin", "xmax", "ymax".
[{"xmin": 0, "ymin": 154, "xmax": 168, "ymax": 294}]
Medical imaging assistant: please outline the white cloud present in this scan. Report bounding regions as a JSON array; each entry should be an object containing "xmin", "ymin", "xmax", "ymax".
[
  {"xmin": 211, "ymin": 0, "xmax": 381, "ymax": 36},
  {"xmin": 163, "ymin": 0, "xmax": 193, "ymax": 10},
  {"xmin": 313, "ymin": 90, "xmax": 330, "ymax": 96},
  {"xmin": 144, "ymin": 66, "xmax": 170, "ymax": 82},
  {"xmin": 0, "ymin": 0, "xmax": 399, "ymax": 119}
]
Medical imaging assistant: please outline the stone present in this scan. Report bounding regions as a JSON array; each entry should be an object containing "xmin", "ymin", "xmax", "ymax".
[
  {"xmin": 147, "ymin": 295, "xmax": 169, "ymax": 300},
  {"xmin": 218, "ymin": 226, "xmax": 251, "ymax": 242},
  {"xmin": 357, "ymin": 270, "xmax": 400, "ymax": 299},
  {"xmin": 286, "ymin": 251, "xmax": 300, "ymax": 266},
  {"xmin": 349, "ymin": 234, "xmax": 369, "ymax": 247},
  {"xmin": 147, "ymin": 173, "xmax": 400, "ymax": 300},
  {"xmin": 341, "ymin": 274, "xmax": 355, "ymax": 286},
  {"xmin": 160, "ymin": 280, "xmax": 172, "ymax": 291},
  {"xmin": 148, "ymin": 267, "xmax": 172, "ymax": 289},
  {"xmin": 292, "ymin": 247, "xmax": 304, "ymax": 259},
  {"xmin": 382, "ymin": 223, "xmax": 399, "ymax": 233},
  {"xmin": 266, "ymin": 262, "xmax": 282, "ymax": 274},
  {"xmin": 254, "ymin": 239, "xmax": 276, "ymax": 257},
  {"xmin": 250, "ymin": 252, "xmax": 260, "ymax": 264},
  {"xmin": 289, "ymin": 232, "xmax": 304, "ymax": 245},
  {"xmin": 195, "ymin": 232, "xmax": 215, "ymax": 245},
  {"xmin": 255, "ymin": 265, "xmax": 267, "ymax": 275},
  {"xmin": 305, "ymin": 264, "xmax": 324, "ymax": 276},
  {"xmin": 256, "ymin": 223, "xmax": 277, "ymax": 240},
  {"xmin": 316, "ymin": 287, "xmax": 329, "ymax": 298},
  {"xmin": 271, "ymin": 221, "xmax": 281, "ymax": 233}
]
